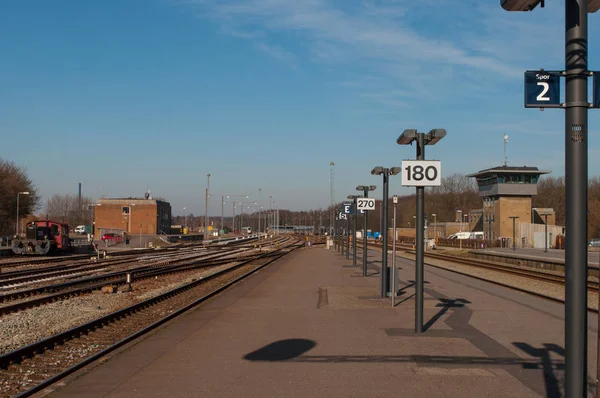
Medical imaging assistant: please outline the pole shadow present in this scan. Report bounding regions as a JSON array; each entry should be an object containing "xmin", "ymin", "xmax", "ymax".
[
  {"xmin": 513, "ymin": 342, "xmax": 566, "ymax": 398},
  {"xmin": 423, "ymin": 298, "xmax": 471, "ymax": 332}
]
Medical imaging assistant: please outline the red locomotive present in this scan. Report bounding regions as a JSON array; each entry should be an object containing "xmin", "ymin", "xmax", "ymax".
[{"xmin": 12, "ymin": 220, "xmax": 71, "ymax": 255}]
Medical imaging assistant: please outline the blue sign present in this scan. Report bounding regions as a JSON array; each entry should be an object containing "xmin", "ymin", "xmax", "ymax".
[
  {"xmin": 342, "ymin": 202, "xmax": 354, "ymax": 215},
  {"xmin": 524, "ymin": 71, "xmax": 561, "ymax": 108},
  {"xmin": 594, "ymin": 73, "xmax": 600, "ymax": 108}
]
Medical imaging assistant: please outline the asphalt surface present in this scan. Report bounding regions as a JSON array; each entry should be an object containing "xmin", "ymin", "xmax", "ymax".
[{"xmin": 39, "ymin": 245, "xmax": 599, "ymax": 398}]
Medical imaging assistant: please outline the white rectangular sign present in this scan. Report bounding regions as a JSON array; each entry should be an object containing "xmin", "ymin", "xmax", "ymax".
[
  {"xmin": 401, "ymin": 160, "xmax": 442, "ymax": 187},
  {"xmin": 356, "ymin": 197, "xmax": 376, "ymax": 211}
]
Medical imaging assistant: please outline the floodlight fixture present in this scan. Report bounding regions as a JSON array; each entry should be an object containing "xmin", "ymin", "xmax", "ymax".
[
  {"xmin": 371, "ymin": 166, "xmax": 384, "ymax": 175},
  {"xmin": 502, "ymin": 0, "xmax": 599, "ymax": 12},
  {"xmin": 500, "ymin": 0, "xmax": 543, "ymax": 11},
  {"xmin": 390, "ymin": 167, "xmax": 401, "ymax": 175},
  {"xmin": 397, "ymin": 129, "xmax": 418, "ymax": 145},
  {"xmin": 425, "ymin": 129, "xmax": 447, "ymax": 145},
  {"xmin": 369, "ymin": 185, "xmax": 376, "ymax": 191}
]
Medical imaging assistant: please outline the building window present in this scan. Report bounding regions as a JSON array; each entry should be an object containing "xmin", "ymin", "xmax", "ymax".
[{"xmin": 122, "ymin": 206, "xmax": 130, "ymax": 215}]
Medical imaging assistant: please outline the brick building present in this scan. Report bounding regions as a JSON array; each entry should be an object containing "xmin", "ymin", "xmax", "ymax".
[
  {"xmin": 467, "ymin": 166, "xmax": 551, "ymax": 244},
  {"xmin": 94, "ymin": 198, "xmax": 171, "ymax": 237}
]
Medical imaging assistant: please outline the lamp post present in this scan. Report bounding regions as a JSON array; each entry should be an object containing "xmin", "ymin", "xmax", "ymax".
[
  {"xmin": 205, "ymin": 173, "xmax": 211, "ymax": 242},
  {"xmin": 183, "ymin": 207, "xmax": 187, "ymax": 230},
  {"xmin": 16, "ymin": 191, "xmax": 30, "ymax": 237},
  {"xmin": 500, "ymin": 2, "xmax": 600, "ymax": 395},
  {"xmin": 216, "ymin": 195, "xmax": 249, "ymax": 235},
  {"xmin": 432, "ymin": 213, "xmax": 437, "ymax": 248},
  {"xmin": 356, "ymin": 185, "xmax": 376, "ymax": 276},
  {"xmin": 509, "ymin": 216, "xmax": 520, "ymax": 252},
  {"xmin": 371, "ymin": 166, "xmax": 401, "ymax": 297},
  {"xmin": 457, "ymin": 210, "xmax": 463, "ymax": 250},
  {"xmin": 540, "ymin": 213, "xmax": 552, "ymax": 253},
  {"xmin": 397, "ymin": 127, "xmax": 446, "ymax": 333},
  {"xmin": 258, "ymin": 188, "xmax": 262, "ymax": 237},
  {"xmin": 392, "ymin": 195, "xmax": 398, "ymax": 306},
  {"xmin": 347, "ymin": 195, "xmax": 360, "ymax": 267}
]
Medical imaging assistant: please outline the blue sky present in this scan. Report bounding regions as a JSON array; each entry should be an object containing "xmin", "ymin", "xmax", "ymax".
[{"xmin": 1, "ymin": 0, "xmax": 599, "ymax": 216}]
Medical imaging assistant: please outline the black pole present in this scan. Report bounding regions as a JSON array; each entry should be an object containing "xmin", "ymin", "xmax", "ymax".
[
  {"xmin": 363, "ymin": 189, "xmax": 369, "ymax": 276},
  {"xmin": 544, "ymin": 215, "xmax": 549, "ymax": 253},
  {"xmin": 565, "ymin": 0, "xmax": 588, "ymax": 395},
  {"xmin": 511, "ymin": 217, "xmax": 517, "ymax": 252},
  {"xmin": 346, "ymin": 216, "xmax": 350, "ymax": 259},
  {"xmin": 334, "ymin": 214, "xmax": 338, "ymax": 250},
  {"xmin": 415, "ymin": 133, "xmax": 425, "ymax": 333},
  {"xmin": 353, "ymin": 198, "xmax": 357, "ymax": 267},
  {"xmin": 381, "ymin": 171, "xmax": 389, "ymax": 297}
]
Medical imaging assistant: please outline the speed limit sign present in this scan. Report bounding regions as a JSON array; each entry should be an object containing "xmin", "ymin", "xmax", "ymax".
[
  {"xmin": 401, "ymin": 160, "xmax": 442, "ymax": 187},
  {"xmin": 356, "ymin": 198, "xmax": 376, "ymax": 211}
]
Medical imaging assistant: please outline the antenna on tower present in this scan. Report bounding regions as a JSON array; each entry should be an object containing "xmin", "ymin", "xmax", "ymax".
[
  {"xmin": 329, "ymin": 161, "xmax": 335, "ymax": 235},
  {"xmin": 503, "ymin": 134, "xmax": 509, "ymax": 166}
]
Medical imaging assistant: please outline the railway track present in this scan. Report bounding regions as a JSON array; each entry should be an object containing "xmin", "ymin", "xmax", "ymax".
[
  {"xmin": 0, "ymin": 235, "xmax": 273, "ymax": 290},
  {"xmin": 0, "ymin": 235, "xmax": 259, "ymax": 270},
  {"xmin": 365, "ymin": 241, "xmax": 600, "ymax": 295},
  {"xmin": 0, "ymin": 237, "xmax": 289, "ymax": 315},
  {"xmin": 0, "ymin": 238, "xmax": 303, "ymax": 398}
]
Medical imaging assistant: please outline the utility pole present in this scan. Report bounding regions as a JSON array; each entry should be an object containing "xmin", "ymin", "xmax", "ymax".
[{"xmin": 204, "ymin": 173, "xmax": 210, "ymax": 242}]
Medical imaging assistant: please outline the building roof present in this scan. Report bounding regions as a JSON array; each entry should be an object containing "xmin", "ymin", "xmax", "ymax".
[
  {"xmin": 466, "ymin": 165, "xmax": 551, "ymax": 178},
  {"xmin": 97, "ymin": 197, "xmax": 169, "ymax": 205}
]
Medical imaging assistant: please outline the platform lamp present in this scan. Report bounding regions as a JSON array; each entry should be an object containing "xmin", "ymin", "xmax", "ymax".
[
  {"xmin": 397, "ymin": 128, "xmax": 446, "ymax": 334},
  {"xmin": 356, "ymin": 185, "xmax": 376, "ymax": 277},
  {"xmin": 347, "ymin": 194, "xmax": 361, "ymax": 267},
  {"xmin": 540, "ymin": 213, "xmax": 552, "ymax": 253},
  {"xmin": 509, "ymin": 216, "xmax": 520, "ymax": 252},
  {"xmin": 16, "ymin": 191, "xmax": 29, "ymax": 237},
  {"xmin": 371, "ymin": 166, "xmax": 400, "ymax": 298}
]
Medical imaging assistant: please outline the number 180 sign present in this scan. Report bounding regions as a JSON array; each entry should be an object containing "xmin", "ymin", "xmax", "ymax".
[{"xmin": 401, "ymin": 160, "xmax": 441, "ymax": 187}]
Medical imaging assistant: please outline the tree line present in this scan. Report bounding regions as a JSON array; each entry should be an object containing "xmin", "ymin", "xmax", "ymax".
[{"xmin": 1, "ymin": 157, "xmax": 598, "ymax": 240}]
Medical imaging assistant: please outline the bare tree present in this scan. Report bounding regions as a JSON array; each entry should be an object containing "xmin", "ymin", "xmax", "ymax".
[
  {"xmin": 0, "ymin": 159, "xmax": 41, "ymax": 236},
  {"xmin": 45, "ymin": 194, "xmax": 93, "ymax": 227}
]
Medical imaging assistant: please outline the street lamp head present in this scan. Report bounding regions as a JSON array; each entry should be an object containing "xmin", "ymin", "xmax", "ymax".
[
  {"xmin": 500, "ymin": 0, "xmax": 543, "ymax": 11},
  {"xmin": 356, "ymin": 185, "xmax": 366, "ymax": 191},
  {"xmin": 397, "ymin": 129, "xmax": 418, "ymax": 145},
  {"xmin": 368, "ymin": 185, "xmax": 377, "ymax": 191},
  {"xmin": 19, "ymin": 191, "xmax": 30, "ymax": 195},
  {"xmin": 432, "ymin": 213, "xmax": 436, "ymax": 217},
  {"xmin": 425, "ymin": 129, "xmax": 446, "ymax": 145},
  {"xmin": 371, "ymin": 166, "xmax": 384, "ymax": 175},
  {"xmin": 389, "ymin": 167, "xmax": 401, "ymax": 176}
]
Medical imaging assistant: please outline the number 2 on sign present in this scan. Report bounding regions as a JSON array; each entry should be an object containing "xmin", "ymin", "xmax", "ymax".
[{"xmin": 536, "ymin": 82, "xmax": 550, "ymax": 101}]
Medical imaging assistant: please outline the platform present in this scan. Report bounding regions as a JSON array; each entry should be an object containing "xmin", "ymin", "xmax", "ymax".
[{"xmin": 41, "ymin": 245, "xmax": 599, "ymax": 398}]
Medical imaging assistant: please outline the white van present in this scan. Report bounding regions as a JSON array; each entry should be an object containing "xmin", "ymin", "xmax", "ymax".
[{"xmin": 447, "ymin": 232, "xmax": 472, "ymax": 240}]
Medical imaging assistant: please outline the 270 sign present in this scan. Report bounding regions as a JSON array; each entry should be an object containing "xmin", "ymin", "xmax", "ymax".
[
  {"xmin": 401, "ymin": 160, "xmax": 442, "ymax": 187},
  {"xmin": 356, "ymin": 198, "xmax": 376, "ymax": 211}
]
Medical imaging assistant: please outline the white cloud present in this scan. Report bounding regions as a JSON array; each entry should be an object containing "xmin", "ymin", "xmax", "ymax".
[
  {"xmin": 254, "ymin": 41, "xmax": 298, "ymax": 68},
  {"xmin": 176, "ymin": 0, "xmax": 570, "ymax": 109}
]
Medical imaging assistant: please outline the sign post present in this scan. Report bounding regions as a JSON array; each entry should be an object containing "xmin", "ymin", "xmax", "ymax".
[
  {"xmin": 392, "ymin": 195, "xmax": 398, "ymax": 307},
  {"xmin": 356, "ymin": 186, "xmax": 376, "ymax": 276},
  {"xmin": 342, "ymin": 201, "xmax": 353, "ymax": 259},
  {"xmin": 398, "ymin": 128, "xmax": 445, "ymax": 333}
]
